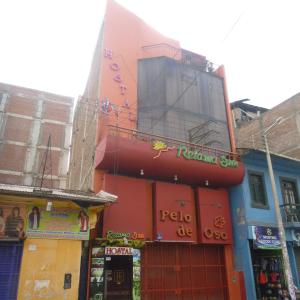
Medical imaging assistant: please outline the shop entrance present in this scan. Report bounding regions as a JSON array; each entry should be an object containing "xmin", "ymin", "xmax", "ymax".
[
  {"xmin": 105, "ymin": 255, "xmax": 133, "ymax": 300},
  {"xmin": 141, "ymin": 243, "xmax": 228, "ymax": 299},
  {"xmin": 250, "ymin": 242, "xmax": 286, "ymax": 300}
]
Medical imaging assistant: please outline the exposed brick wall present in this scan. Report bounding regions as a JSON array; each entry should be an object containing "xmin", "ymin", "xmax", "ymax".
[
  {"xmin": 68, "ymin": 97, "xmax": 98, "ymax": 191},
  {"xmin": 3, "ymin": 116, "xmax": 32, "ymax": 143},
  {"xmin": 0, "ymin": 82, "xmax": 73, "ymax": 188},
  {"xmin": 68, "ymin": 26, "xmax": 103, "ymax": 191},
  {"xmin": 0, "ymin": 144, "xmax": 26, "ymax": 171},
  {"xmin": 43, "ymin": 101, "xmax": 70, "ymax": 123},
  {"xmin": 39, "ymin": 122, "xmax": 65, "ymax": 148},
  {"xmin": 35, "ymin": 149, "xmax": 61, "ymax": 176},
  {"xmin": 235, "ymin": 93, "xmax": 300, "ymax": 159},
  {"xmin": 5, "ymin": 96, "xmax": 36, "ymax": 117},
  {"xmin": 0, "ymin": 174, "xmax": 22, "ymax": 185}
]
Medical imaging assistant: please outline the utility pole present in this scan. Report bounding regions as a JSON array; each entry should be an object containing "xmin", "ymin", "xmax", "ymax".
[{"xmin": 263, "ymin": 117, "xmax": 296, "ymax": 300}]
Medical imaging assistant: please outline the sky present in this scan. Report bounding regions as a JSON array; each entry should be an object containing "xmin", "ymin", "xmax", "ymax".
[{"xmin": 0, "ymin": 0, "xmax": 299, "ymax": 108}]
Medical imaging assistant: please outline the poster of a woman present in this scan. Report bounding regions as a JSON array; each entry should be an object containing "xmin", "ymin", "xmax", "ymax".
[
  {"xmin": 0, "ymin": 207, "xmax": 5, "ymax": 234},
  {"xmin": 29, "ymin": 206, "xmax": 41, "ymax": 230},
  {"xmin": 78, "ymin": 210, "xmax": 89, "ymax": 232}
]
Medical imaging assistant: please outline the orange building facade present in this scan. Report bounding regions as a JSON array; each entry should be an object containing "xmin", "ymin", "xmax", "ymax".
[{"xmin": 69, "ymin": 1, "xmax": 245, "ymax": 299}]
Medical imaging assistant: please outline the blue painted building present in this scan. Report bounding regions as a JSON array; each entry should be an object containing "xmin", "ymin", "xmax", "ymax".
[{"xmin": 230, "ymin": 149, "xmax": 300, "ymax": 299}]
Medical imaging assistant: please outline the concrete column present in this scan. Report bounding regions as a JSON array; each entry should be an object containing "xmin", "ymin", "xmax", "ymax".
[
  {"xmin": 23, "ymin": 98, "xmax": 43, "ymax": 186},
  {"xmin": 58, "ymin": 105, "xmax": 73, "ymax": 189},
  {"xmin": 0, "ymin": 93, "xmax": 9, "ymax": 140}
]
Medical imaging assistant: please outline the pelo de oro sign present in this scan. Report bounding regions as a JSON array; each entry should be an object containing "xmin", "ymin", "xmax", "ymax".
[
  {"xmin": 155, "ymin": 182, "xmax": 197, "ymax": 242},
  {"xmin": 152, "ymin": 141, "xmax": 238, "ymax": 168}
]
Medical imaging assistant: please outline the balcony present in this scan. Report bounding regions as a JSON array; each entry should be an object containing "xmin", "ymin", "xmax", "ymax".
[
  {"xmin": 280, "ymin": 203, "xmax": 300, "ymax": 228},
  {"xmin": 95, "ymin": 125, "xmax": 245, "ymax": 187}
]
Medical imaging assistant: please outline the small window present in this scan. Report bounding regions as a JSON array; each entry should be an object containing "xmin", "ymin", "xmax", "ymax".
[
  {"xmin": 280, "ymin": 179, "xmax": 299, "ymax": 222},
  {"xmin": 249, "ymin": 172, "xmax": 268, "ymax": 208},
  {"xmin": 281, "ymin": 179, "xmax": 299, "ymax": 205}
]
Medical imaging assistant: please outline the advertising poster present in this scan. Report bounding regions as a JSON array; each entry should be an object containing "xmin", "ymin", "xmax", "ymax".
[
  {"xmin": 252, "ymin": 226, "xmax": 281, "ymax": 249},
  {"xmin": 132, "ymin": 249, "xmax": 141, "ymax": 300},
  {"xmin": 90, "ymin": 247, "xmax": 105, "ymax": 300},
  {"xmin": 0, "ymin": 204, "xmax": 26, "ymax": 240},
  {"xmin": 26, "ymin": 205, "xmax": 89, "ymax": 240}
]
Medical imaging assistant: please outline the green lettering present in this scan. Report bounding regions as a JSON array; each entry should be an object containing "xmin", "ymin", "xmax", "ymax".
[
  {"xmin": 177, "ymin": 145, "xmax": 187, "ymax": 157},
  {"xmin": 184, "ymin": 150, "xmax": 193, "ymax": 159},
  {"xmin": 197, "ymin": 153, "xmax": 203, "ymax": 161},
  {"xmin": 220, "ymin": 156, "xmax": 228, "ymax": 168}
]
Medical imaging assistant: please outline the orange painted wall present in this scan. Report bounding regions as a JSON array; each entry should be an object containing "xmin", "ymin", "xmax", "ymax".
[
  {"xmin": 97, "ymin": 0, "xmax": 181, "ymax": 138},
  {"xmin": 18, "ymin": 239, "xmax": 81, "ymax": 300}
]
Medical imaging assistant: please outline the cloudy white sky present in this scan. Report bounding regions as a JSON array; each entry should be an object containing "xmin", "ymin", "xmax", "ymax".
[{"xmin": 0, "ymin": 0, "xmax": 299, "ymax": 108}]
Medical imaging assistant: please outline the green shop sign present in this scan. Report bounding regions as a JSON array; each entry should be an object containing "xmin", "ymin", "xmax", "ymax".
[
  {"xmin": 106, "ymin": 230, "xmax": 145, "ymax": 240},
  {"xmin": 176, "ymin": 145, "xmax": 238, "ymax": 168}
]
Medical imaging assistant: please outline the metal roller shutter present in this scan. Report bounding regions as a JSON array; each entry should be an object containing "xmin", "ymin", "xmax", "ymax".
[
  {"xmin": 0, "ymin": 242, "xmax": 23, "ymax": 300},
  {"xmin": 141, "ymin": 243, "xmax": 228, "ymax": 300}
]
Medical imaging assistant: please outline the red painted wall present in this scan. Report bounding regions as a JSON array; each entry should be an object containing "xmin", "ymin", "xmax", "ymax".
[
  {"xmin": 102, "ymin": 174, "xmax": 153, "ymax": 240},
  {"xmin": 154, "ymin": 182, "xmax": 197, "ymax": 242},
  {"xmin": 196, "ymin": 188, "xmax": 233, "ymax": 244}
]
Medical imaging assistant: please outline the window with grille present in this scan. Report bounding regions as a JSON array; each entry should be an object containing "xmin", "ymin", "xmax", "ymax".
[
  {"xmin": 280, "ymin": 178, "xmax": 300, "ymax": 222},
  {"xmin": 249, "ymin": 171, "xmax": 269, "ymax": 209},
  {"xmin": 281, "ymin": 179, "xmax": 299, "ymax": 205}
]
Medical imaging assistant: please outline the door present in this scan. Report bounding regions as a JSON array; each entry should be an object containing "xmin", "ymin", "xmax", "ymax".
[
  {"xmin": 141, "ymin": 243, "xmax": 228, "ymax": 300},
  {"xmin": 105, "ymin": 255, "xmax": 133, "ymax": 300},
  {"xmin": 0, "ymin": 242, "xmax": 23, "ymax": 300}
]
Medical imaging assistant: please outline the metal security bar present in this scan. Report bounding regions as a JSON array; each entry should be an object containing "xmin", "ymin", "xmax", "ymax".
[{"xmin": 106, "ymin": 125, "xmax": 241, "ymax": 161}]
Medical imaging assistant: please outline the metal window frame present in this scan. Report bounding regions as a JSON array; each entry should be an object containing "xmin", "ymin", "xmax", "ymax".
[{"xmin": 248, "ymin": 171, "xmax": 269, "ymax": 209}]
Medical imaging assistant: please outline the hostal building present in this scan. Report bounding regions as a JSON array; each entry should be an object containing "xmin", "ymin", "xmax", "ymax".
[{"xmin": 69, "ymin": 1, "xmax": 245, "ymax": 299}]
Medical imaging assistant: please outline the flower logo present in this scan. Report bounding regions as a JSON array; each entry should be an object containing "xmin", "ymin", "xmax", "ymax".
[{"xmin": 152, "ymin": 140, "xmax": 174, "ymax": 159}]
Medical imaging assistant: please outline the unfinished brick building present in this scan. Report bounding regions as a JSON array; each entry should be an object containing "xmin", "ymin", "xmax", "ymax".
[
  {"xmin": 0, "ymin": 82, "xmax": 73, "ymax": 188},
  {"xmin": 235, "ymin": 93, "xmax": 300, "ymax": 159}
]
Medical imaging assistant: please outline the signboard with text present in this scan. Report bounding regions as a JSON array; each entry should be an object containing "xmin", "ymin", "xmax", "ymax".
[
  {"xmin": 252, "ymin": 226, "xmax": 281, "ymax": 249},
  {"xmin": 105, "ymin": 247, "xmax": 133, "ymax": 255},
  {"xmin": 26, "ymin": 205, "xmax": 89, "ymax": 240},
  {"xmin": 154, "ymin": 182, "xmax": 197, "ymax": 242},
  {"xmin": 196, "ymin": 188, "xmax": 233, "ymax": 244}
]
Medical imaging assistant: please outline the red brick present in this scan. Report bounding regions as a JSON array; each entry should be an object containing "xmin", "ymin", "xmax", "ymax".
[
  {"xmin": 43, "ymin": 101, "xmax": 70, "ymax": 123},
  {"xmin": 36, "ymin": 149, "xmax": 61, "ymax": 176},
  {"xmin": 6, "ymin": 96, "xmax": 36, "ymax": 117},
  {"xmin": 4, "ymin": 116, "xmax": 32, "ymax": 143},
  {"xmin": 39, "ymin": 123, "xmax": 65, "ymax": 148},
  {"xmin": 0, "ymin": 174, "xmax": 22, "ymax": 185},
  {"xmin": 0, "ymin": 144, "xmax": 26, "ymax": 171}
]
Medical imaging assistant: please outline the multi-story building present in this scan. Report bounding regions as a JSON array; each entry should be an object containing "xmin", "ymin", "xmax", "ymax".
[
  {"xmin": 235, "ymin": 93, "xmax": 300, "ymax": 159},
  {"xmin": 0, "ymin": 82, "xmax": 119, "ymax": 300},
  {"xmin": 230, "ymin": 99, "xmax": 268, "ymax": 128},
  {"xmin": 230, "ymin": 149, "xmax": 300, "ymax": 299},
  {"xmin": 0, "ymin": 82, "xmax": 73, "ymax": 189},
  {"xmin": 0, "ymin": 183, "xmax": 116, "ymax": 300},
  {"xmin": 69, "ymin": 1, "xmax": 246, "ymax": 299}
]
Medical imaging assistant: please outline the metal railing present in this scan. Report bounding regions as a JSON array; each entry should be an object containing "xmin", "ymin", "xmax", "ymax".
[
  {"xmin": 280, "ymin": 203, "xmax": 300, "ymax": 223},
  {"xmin": 106, "ymin": 125, "xmax": 240, "ymax": 161}
]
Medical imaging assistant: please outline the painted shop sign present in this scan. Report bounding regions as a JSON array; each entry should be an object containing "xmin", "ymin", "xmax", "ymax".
[
  {"xmin": 105, "ymin": 246, "xmax": 133, "ymax": 255},
  {"xmin": 106, "ymin": 230, "xmax": 145, "ymax": 240},
  {"xmin": 252, "ymin": 226, "xmax": 281, "ymax": 249},
  {"xmin": 26, "ymin": 205, "xmax": 89, "ymax": 240},
  {"xmin": 160, "ymin": 210, "xmax": 193, "ymax": 238},
  {"xmin": 203, "ymin": 216, "xmax": 228, "ymax": 241},
  {"xmin": 152, "ymin": 141, "xmax": 238, "ymax": 168}
]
